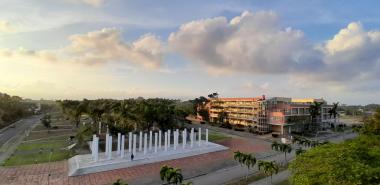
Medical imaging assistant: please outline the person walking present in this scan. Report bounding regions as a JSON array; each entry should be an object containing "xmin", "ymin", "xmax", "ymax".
[{"xmin": 131, "ymin": 153, "xmax": 134, "ymax": 161}]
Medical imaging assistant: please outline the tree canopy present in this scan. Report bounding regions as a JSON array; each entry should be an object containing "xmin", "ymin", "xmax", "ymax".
[{"xmin": 290, "ymin": 109, "xmax": 380, "ymax": 185}]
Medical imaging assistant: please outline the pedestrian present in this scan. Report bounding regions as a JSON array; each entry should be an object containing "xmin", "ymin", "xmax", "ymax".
[{"xmin": 131, "ymin": 153, "xmax": 134, "ymax": 161}]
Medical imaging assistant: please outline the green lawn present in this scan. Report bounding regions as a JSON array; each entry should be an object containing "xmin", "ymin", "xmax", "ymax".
[
  {"xmin": 3, "ymin": 150, "xmax": 73, "ymax": 166},
  {"xmin": 3, "ymin": 139, "xmax": 74, "ymax": 166},
  {"xmin": 17, "ymin": 140, "xmax": 69, "ymax": 151},
  {"xmin": 208, "ymin": 132, "xmax": 231, "ymax": 142}
]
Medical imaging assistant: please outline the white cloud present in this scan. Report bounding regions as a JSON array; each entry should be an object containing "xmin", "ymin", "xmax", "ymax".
[
  {"xmin": 0, "ymin": 28, "xmax": 165, "ymax": 69},
  {"xmin": 65, "ymin": 0, "xmax": 106, "ymax": 7},
  {"xmin": 0, "ymin": 20, "xmax": 14, "ymax": 33},
  {"xmin": 169, "ymin": 11, "xmax": 322, "ymax": 74}
]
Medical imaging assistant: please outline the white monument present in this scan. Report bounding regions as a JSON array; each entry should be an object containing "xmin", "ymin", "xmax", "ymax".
[{"xmin": 68, "ymin": 127, "xmax": 227, "ymax": 176}]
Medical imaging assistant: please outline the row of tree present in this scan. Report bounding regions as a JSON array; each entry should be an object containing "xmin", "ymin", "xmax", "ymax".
[
  {"xmin": 0, "ymin": 92, "xmax": 34, "ymax": 128},
  {"xmin": 58, "ymin": 98, "xmax": 195, "ymax": 135}
]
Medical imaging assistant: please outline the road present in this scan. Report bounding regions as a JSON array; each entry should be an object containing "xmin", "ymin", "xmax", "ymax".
[
  {"xmin": 188, "ymin": 132, "xmax": 357, "ymax": 185},
  {"xmin": 0, "ymin": 115, "xmax": 42, "ymax": 163}
]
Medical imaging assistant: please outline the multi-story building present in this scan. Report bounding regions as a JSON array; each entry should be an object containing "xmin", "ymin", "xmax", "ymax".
[
  {"xmin": 206, "ymin": 96, "xmax": 335, "ymax": 136},
  {"xmin": 208, "ymin": 96, "xmax": 270, "ymax": 133},
  {"xmin": 265, "ymin": 97, "xmax": 333, "ymax": 136}
]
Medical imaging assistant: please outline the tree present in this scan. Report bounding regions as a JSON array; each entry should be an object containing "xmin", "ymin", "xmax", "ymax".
[
  {"xmin": 233, "ymin": 151, "xmax": 257, "ymax": 181},
  {"xmin": 309, "ymin": 101, "xmax": 324, "ymax": 131},
  {"xmin": 289, "ymin": 109, "xmax": 380, "ymax": 185},
  {"xmin": 295, "ymin": 147, "xmax": 306, "ymax": 156},
  {"xmin": 271, "ymin": 141, "xmax": 292, "ymax": 163},
  {"xmin": 160, "ymin": 165, "xmax": 185, "ymax": 185},
  {"xmin": 41, "ymin": 114, "xmax": 52, "ymax": 132},
  {"xmin": 112, "ymin": 179, "xmax": 128, "ymax": 185},
  {"xmin": 258, "ymin": 160, "xmax": 279, "ymax": 185},
  {"xmin": 328, "ymin": 102, "xmax": 339, "ymax": 119}
]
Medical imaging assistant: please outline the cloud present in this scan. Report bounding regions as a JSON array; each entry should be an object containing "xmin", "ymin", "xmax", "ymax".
[
  {"xmin": 0, "ymin": 20, "xmax": 14, "ymax": 33},
  {"xmin": 169, "ymin": 11, "xmax": 323, "ymax": 74},
  {"xmin": 0, "ymin": 28, "xmax": 164, "ymax": 69},
  {"xmin": 65, "ymin": 0, "xmax": 106, "ymax": 7}
]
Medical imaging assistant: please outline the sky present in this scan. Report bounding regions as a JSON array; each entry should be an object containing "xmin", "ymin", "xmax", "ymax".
[{"xmin": 1, "ymin": 0, "xmax": 380, "ymax": 105}]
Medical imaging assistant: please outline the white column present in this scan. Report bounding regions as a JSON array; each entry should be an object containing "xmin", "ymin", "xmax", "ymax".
[
  {"xmin": 154, "ymin": 132, "xmax": 158, "ymax": 153},
  {"xmin": 133, "ymin": 134, "xmax": 137, "ymax": 155},
  {"xmin": 164, "ymin": 132, "xmax": 168, "ymax": 151},
  {"xmin": 128, "ymin": 132, "xmax": 132, "ymax": 153},
  {"xmin": 106, "ymin": 125, "xmax": 109, "ymax": 134},
  {"xmin": 121, "ymin": 135, "xmax": 125, "ymax": 158},
  {"xmin": 117, "ymin": 133, "xmax": 121, "ymax": 155},
  {"xmin": 92, "ymin": 134, "xmax": 96, "ymax": 158},
  {"xmin": 108, "ymin": 136, "xmax": 112, "ymax": 160},
  {"xmin": 98, "ymin": 122, "xmax": 102, "ymax": 135},
  {"xmin": 198, "ymin": 128, "xmax": 201, "ymax": 146},
  {"xmin": 190, "ymin": 128, "xmax": 194, "ymax": 148},
  {"xmin": 149, "ymin": 131, "xmax": 153, "ymax": 151},
  {"xmin": 182, "ymin": 130, "xmax": 186, "ymax": 149},
  {"xmin": 206, "ymin": 129, "xmax": 209, "ymax": 145},
  {"xmin": 168, "ymin": 130, "xmax": 171, "ymax": 149},
  {"xmin": 174, "ymin": 131, "xmax": 177, "ymax": 150},
  {"xmin": 143, "ymin": 133, "xmax": 147, "ymax": 155},
  {"xmin": 158, "ymin": 130, "xmax": 162, "ymax": 149},
  {"xmin": 94, "ymin": 137, "xmax": 99, "ymax": 162},
  {"xmin": 139, "ymin": 131, "xmax": 143, "ymax": 152},
  {"xmin": 105, "ymin": 133, "xmax": 109, "ymax": 156}
]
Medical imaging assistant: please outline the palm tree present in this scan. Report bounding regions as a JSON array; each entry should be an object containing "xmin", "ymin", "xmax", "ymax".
[
  {"xmin": 160, "ymin": 165, "xmax": 184, "ymax": 185},
  {"xmin": 309, "ymin": 101, "xmax": 324, "ymax": 132},
  {"xmin": 113, "ymin": 179, "xmax": 128, "ymax": 185},
  {"xmin": 233, "ymin": 151, "xmax": 257, "ymax": 181},
  {"xmin": 295, "ymin": 147, "xmax": 306, "ymax": 156},
  {"xmin": 271, "ymin": 141, "xmax": 292, "ymax": 163},
  {"xmin": 258, "ymin": 160, "xmax": 279, "ymax": 185}
]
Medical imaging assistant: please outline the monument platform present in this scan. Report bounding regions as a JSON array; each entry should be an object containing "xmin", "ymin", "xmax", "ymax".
[{"xmin": 68, "ymin": 141, "xmax": 228, "ymax": 176}]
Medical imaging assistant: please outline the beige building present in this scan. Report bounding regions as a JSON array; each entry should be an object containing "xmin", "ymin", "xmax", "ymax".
[{"xmin": 208, "ymin": 96, "xmax": 270, "ymax": 133}]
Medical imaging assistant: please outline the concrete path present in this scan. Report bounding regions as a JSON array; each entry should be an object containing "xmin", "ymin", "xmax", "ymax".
[
  {"xmin": 0, "ymin": 115, "xmax": 42, "ymax": 164},
  {"xmin": 188, "ymin": 131, "xmax": 358, "ymax": 185},
  {"xmin": 249, "ymin": 170, "xmax": 290, "ymax": 185}
]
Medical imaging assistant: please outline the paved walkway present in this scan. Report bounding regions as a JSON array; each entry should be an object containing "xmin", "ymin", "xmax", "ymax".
[
  {"xmin": 0, "ymin": 138, "xmax": 271, "ymax": 185},
  {"xmin": 249, "ymin": 170, "xmax": 290, "ymax": 185}
]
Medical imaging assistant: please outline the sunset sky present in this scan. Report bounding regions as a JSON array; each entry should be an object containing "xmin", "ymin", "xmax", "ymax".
[{"xmin": 1, "ymin": 0, "xmax": 380, "ymax": 105}]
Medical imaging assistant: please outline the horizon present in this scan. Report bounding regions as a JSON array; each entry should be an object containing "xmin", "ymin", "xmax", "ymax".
[{"xmin": 1, "ymin": 1, "xmax": 380, "ymax": 105}]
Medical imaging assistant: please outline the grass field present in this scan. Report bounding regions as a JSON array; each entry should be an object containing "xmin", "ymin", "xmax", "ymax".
[
  {"xmin": 208, "ymin": 132, "xmax": 231, "ymax": 142},
  {"xmin": 16, "ymin": 140, "xmax": 70, "ymax": 151},
  {"xmin": 3, "ymin": 149, "xmax": 73, "ymax": 166}
]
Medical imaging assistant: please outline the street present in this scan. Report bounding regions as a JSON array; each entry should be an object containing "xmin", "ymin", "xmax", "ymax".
[{"xmin": 0, "ymin": 115, "xmax": 42, "ymax": 163}]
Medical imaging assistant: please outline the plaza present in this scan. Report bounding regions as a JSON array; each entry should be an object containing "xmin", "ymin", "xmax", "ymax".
[{"xmin": 68, "ymin": 128, "xmax": 228, "ymax": 176}]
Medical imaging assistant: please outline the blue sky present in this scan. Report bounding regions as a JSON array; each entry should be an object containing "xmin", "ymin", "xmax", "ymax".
[{"xmin": 1, "ymin": 0, "xmax": 380, "ymax": 105}]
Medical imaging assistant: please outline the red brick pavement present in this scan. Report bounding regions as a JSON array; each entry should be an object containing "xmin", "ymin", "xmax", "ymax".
[{"xmin": 0, "ymin": 138, "xmax": 270, "ymax": 185}]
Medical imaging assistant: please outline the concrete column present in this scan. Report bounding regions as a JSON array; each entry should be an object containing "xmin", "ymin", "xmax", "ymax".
[
  {"xmin": 106, "ymin": 125, "xmax": 109, "ymax": 134},
  {"xmin": 198, "ymin": 128, "xmax": 201, "ymax": 146},
  {"xmin": 154, "ymin": 132, "xmax": 158, "ymax": 153},
  {"xmin": 206, "ymin": 129, "xmax": 209, "ymax": 145},
  {"xmin": 105, "ymin": 133, "xmax": 109, "ymax": 156},
  {"xmin": 92, "ymin": 134, "xmax": 96, "ymax": 158},
  {"xmin": 143, "ymin": 133, "xmax": 147, "ymax": 155},
  {"xmin": 94, "ymin": 137, "xmax": 99, "ymax": 162},
  {"xmin": 128, "ymin": 132, "xmax": 132, "ymax": 153},
  {"xmin": 121, "ymin": 135, "xmax": 125, "ymax": 158},
  {"xmin": 149, "ymin": 131, "xmax": 153, "ymax": 151},
  {"xmin": 108, "ymin": 136, "xmax": 112, "ymax": 160},
  {"xmin": 117, "ymin": 133, "xmax": 121, "ymax": 155},
  {"xmin": 139, "ymin": 131, "xmax": 143, "ymax": 151},
  {"xmin": 133, "ymin": 134, "xmax": 136, "ymax": 155},
  {"xmin": 158, "ymin": 130, "xmax": 162, "ymax": 149},
  {"xmin": 164, "ymin": 132, "xmax": 168, "ymax": 151},
  {"xmin": 98, "ymin": 122, "xmax": 102, "ymax": 135},
  {"xmin": 190, "ymin": 128, "xmax": 194, "ymax": 148},
  {"xmin": 168, "ymin": 130, "xmax": 171, "ymax": 149},
  {"xmin": 174, "ymin": 131, "xmax": 177, "ymax": 150},
  {"xmin": 182, "ymin": 130, "xmax": 186, "ymax": 149}
]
